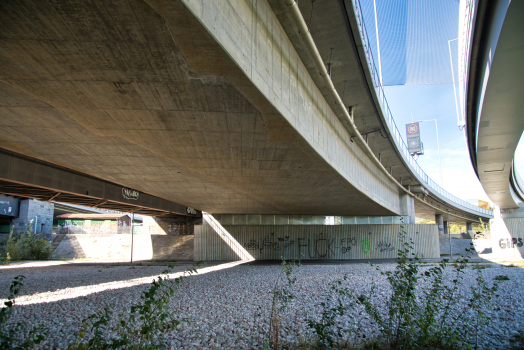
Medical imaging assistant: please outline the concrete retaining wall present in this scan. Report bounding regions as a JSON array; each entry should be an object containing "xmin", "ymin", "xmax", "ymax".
[
  {"xmin": 194, "ymin": 225, "xmax": 439, "ymax": 261},
  {"xmin": 491, "ymin": 217, "xmax": 524, "ymax": 259},
  {"xmin": 53, "ymin": 234, "xmax": 193, "ymax": 261}
]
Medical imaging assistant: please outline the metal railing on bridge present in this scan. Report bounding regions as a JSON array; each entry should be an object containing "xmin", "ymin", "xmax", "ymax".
[{"xmin": 351, "ymin": 0, "xmax": 492, "ymax": 217}]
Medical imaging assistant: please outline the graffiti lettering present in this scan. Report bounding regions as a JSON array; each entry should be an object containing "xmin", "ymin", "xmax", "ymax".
[
  {"xmin": 244, "ymin": 235, "xmax": 296, "ymax": 253},
  {"xmin": 245, "ymin": 239, "xmax": 260, "ymax": 251},
  {"xmin": 499, "ymin": 238, "xmax": 523, "ymax": 249},
  {"xmin": 122, "ymin": 187, "xmax": 139, "ymax": 200},
  {"xmin": 298, "ymin": 238, "xmax": 307, "ymax": 257},
  {"xmin": 327, "ymin": 238, "xmax": 336, "ymax": 255},
  {"xmin": 308, "ymin": 239, "xmax": 316, "ymax": 258},
  {"xmin": 241, "ymin": 233, "xmax": 400, "ymax": 257},
  {"xmin": 0, "ymin": 201, "xmax": 12, "ymax": 215},
  {"xmin": 186, "ymin": 207, "xmax": 197, "ymax": 215},
  {"xmin": 315, "ymin": 234, "xmax": 327, "ymax": 258},
  {"xmin": 362, "ymin": 237, "xmax": 370, "ymax": 254},
  {"xmin": 277, "ymin": 236, "xmax": 295, "ymax": 250},
  {"xmin": 340, "ymin": 237, "xmax": 358, "ymax": 253},
  {"xmin": 376, "ymin": 241, "xmax": 395, "ymax": 252}
]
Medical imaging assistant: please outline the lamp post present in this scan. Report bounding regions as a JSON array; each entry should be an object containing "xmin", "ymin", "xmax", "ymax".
[
  {"xmin": 448, "ymin": 210, "xmax": 452, "ymax": 260},
  {"xmin": 448, "ymin": 38, "xmax": 464, "ymax": 129},
  {"xmin": 415, "ymin": 119, "xmax": 443, "ymax": 187},
  {"xmin": 130, "ymin": 212, "xmax": 134, "ymax": 263}
]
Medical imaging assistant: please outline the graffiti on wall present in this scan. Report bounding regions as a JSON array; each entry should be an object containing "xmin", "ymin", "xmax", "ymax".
[
  {"xmin": 499, "ymin": 238, "xmax": 523, "ymax": 249},
  {"xmin": 376, "ymin": 241, "xmax": 395, "ymax": 252},
  {"xmin": 0, "ymin": 201, "xmax": 13, "ymax": 215},
  {"xmin": 242, "ymin": 233, "xmax": 395, "ymax": 258},
  {"xmin": 362, "ymin": 237, "xmax": 370, "ymax": 254}
]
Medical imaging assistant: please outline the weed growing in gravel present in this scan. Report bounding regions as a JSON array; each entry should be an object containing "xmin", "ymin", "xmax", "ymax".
[
  {"xmin": 494, "ymin": 275, "xmax": 510, "ymax": 281},
  {"xmin": 510, "ymin": 331, "xmax": 524, "ymax": 349},
  {"xmin": 307, "ymin": 274, "xmax": 363, "ymax": 349},
  {"xmin": 357, "ymin": 229, "xmax": 499, "ymax": 350},
  {"xmin": 304, "ymin": 228, "xmax": 500, "ymax": 350},
  {"xmin": 0, "ymin": 275, "xmax": 47, "ymax": 349},
  {"xmin": 68, "ymin": 262, "xmax": 203, "ymax": 349},
  {"xmin": 263, "ymin": 258, "xmax": 301, "ymax": 350},
  {"xmin": 504, "ymin": 261, "xmax": 524, "ymax": 268}
]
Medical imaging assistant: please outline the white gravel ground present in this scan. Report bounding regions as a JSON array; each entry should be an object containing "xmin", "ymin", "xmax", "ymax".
[{"xmin": 1, "ymin": 261, "xmax": 523, "ymax": 349}]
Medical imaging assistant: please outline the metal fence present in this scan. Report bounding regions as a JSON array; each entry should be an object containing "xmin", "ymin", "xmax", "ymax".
[
  {"xmin": 53, "ymin": 224, "xmax": 142, "ymax": 235},
  {"xmin": 350, "ymin": 0, "xmax": 492, "ymax": 217}
]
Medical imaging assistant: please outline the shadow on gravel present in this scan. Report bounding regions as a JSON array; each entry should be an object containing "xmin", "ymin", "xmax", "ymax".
[{"xmin": 0, "ymin": 261, "xmax": 240, "ymax": 299}]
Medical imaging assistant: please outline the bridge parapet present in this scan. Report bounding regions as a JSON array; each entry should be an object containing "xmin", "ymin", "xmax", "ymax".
[{"xmin": 349, "ymin": 0, "xmax": 493, "ymax": 219}]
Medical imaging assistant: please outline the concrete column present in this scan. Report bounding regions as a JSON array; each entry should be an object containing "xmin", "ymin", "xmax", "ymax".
[
  {"xmin": 443, "ymin": 221, "xmax": 449, "ymax": 234},
  {"xmin": 399, "ymin": 192, "xmax": 415, "ymax": 224},
  {"xmin": 466, "ymin": 222, "xmax": 474, "ymax": 238},
  {"xmin": 435, "ymin": 214, "xmax": 444, "ymax": 233}
]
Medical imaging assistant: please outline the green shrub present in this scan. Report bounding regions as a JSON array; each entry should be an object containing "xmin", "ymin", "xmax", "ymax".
[
  {"xmin": 308, "ymin": 228, "xmax": 500, "ymax": 350},
  {"xmin": 6, "ymin": 222, "xmax": 52, "ymax": 261},
  {"xmin": 357, "ymin": 230, "xmax": 499, "ymax": 350}
]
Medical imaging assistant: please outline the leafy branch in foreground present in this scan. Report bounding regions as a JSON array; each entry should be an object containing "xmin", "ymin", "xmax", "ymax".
[{"xmin": 0, "ymin": 275, "xmax": 47, "ymax": 349}]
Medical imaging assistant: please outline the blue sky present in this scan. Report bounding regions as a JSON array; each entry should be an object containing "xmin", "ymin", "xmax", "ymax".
[
  {"xmin": 357, "ymin": 0, "xmax": 524, "ymax": 204},
  {"xmin": 384, "ymin": 84, "xmax": 490, "ymax": 202}
]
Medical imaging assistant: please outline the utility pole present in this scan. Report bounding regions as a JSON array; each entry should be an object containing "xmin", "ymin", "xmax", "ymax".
[
  {"xmin": 448, "ymin": 211, "xmax": 452, "ymax": 260},
  {"xmin": 130, "ymin": 212, "xmax": 134, "ymax": 263},
  {"xmin": 448, "ymin": 38, "xmax": 463, "ymax": 128}
]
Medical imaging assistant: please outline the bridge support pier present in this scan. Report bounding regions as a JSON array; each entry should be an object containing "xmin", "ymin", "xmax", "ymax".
[
  {"xmin": 435, "ymin": 214, "xmax": 444, "ymax": 233},
  {"xmin": 466, "ymin": 222, "xmax": 474, "ymax": 238},
  {"xmin": 399, "ymin": 192, "xmax": 415, "ymax": 224}
]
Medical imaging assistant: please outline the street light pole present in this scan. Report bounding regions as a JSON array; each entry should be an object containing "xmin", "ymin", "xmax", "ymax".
[
  {"xmin": 448, "ymin": 38, "xmax": 463, "ymax": 128},
  {"xmin": 448, "ymin": 210, "xmax": 452, "ymax": 260},
  {"xmin": 415, "ymin": 119, "xmax": 444, "ymax": 187},
  {"xmin": 130, "ymin": 212, "xmax": 134, "ymax": 263}
]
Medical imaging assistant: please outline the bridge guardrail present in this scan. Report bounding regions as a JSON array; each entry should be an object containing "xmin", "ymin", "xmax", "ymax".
[{"xmin": 351, "ymin": 0, "xmax": 492, "ymax": 217}]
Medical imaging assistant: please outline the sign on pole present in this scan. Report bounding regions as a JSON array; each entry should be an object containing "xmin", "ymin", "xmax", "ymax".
[{"xmin": 406, "ymin": 122, "xmax": 423, "ymax": 155}]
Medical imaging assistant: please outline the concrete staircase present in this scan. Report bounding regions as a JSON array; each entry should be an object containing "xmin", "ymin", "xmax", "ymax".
[{"xmin": 49, "ymin": 234, "xmax": 66, "ymax": 253}]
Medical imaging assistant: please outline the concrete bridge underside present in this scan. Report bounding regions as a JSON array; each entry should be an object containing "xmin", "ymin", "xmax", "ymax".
[
  {"xmin": 466, "ymin": 0, "xmax": 524, "ymax": 209},
  {"xmin": 0, "ymin": 0, "xmax": 404, "ymax": 216},
  {"xmin": 0, "ymin": 0, "xmax": 490, "ymax": 225}
]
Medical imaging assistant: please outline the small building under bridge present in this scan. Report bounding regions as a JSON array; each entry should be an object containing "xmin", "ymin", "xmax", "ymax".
[{"xmin": 55, "ymin": 213, "xmax": 142, "ymax": 235}]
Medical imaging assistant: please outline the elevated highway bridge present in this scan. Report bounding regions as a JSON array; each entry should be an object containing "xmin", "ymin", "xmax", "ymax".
[
  {"xmin": 461, "ymin": 0, "xmax": 524, "ymax": 257},
  {"xmin": 0, "ymin": 0, "xmax": 491, "ymax": 232}
]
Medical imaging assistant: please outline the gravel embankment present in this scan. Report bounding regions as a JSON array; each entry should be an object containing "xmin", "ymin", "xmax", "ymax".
[{"xmin": 1, "ymin": 261, "xmax": 523, "ymax": 349}]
